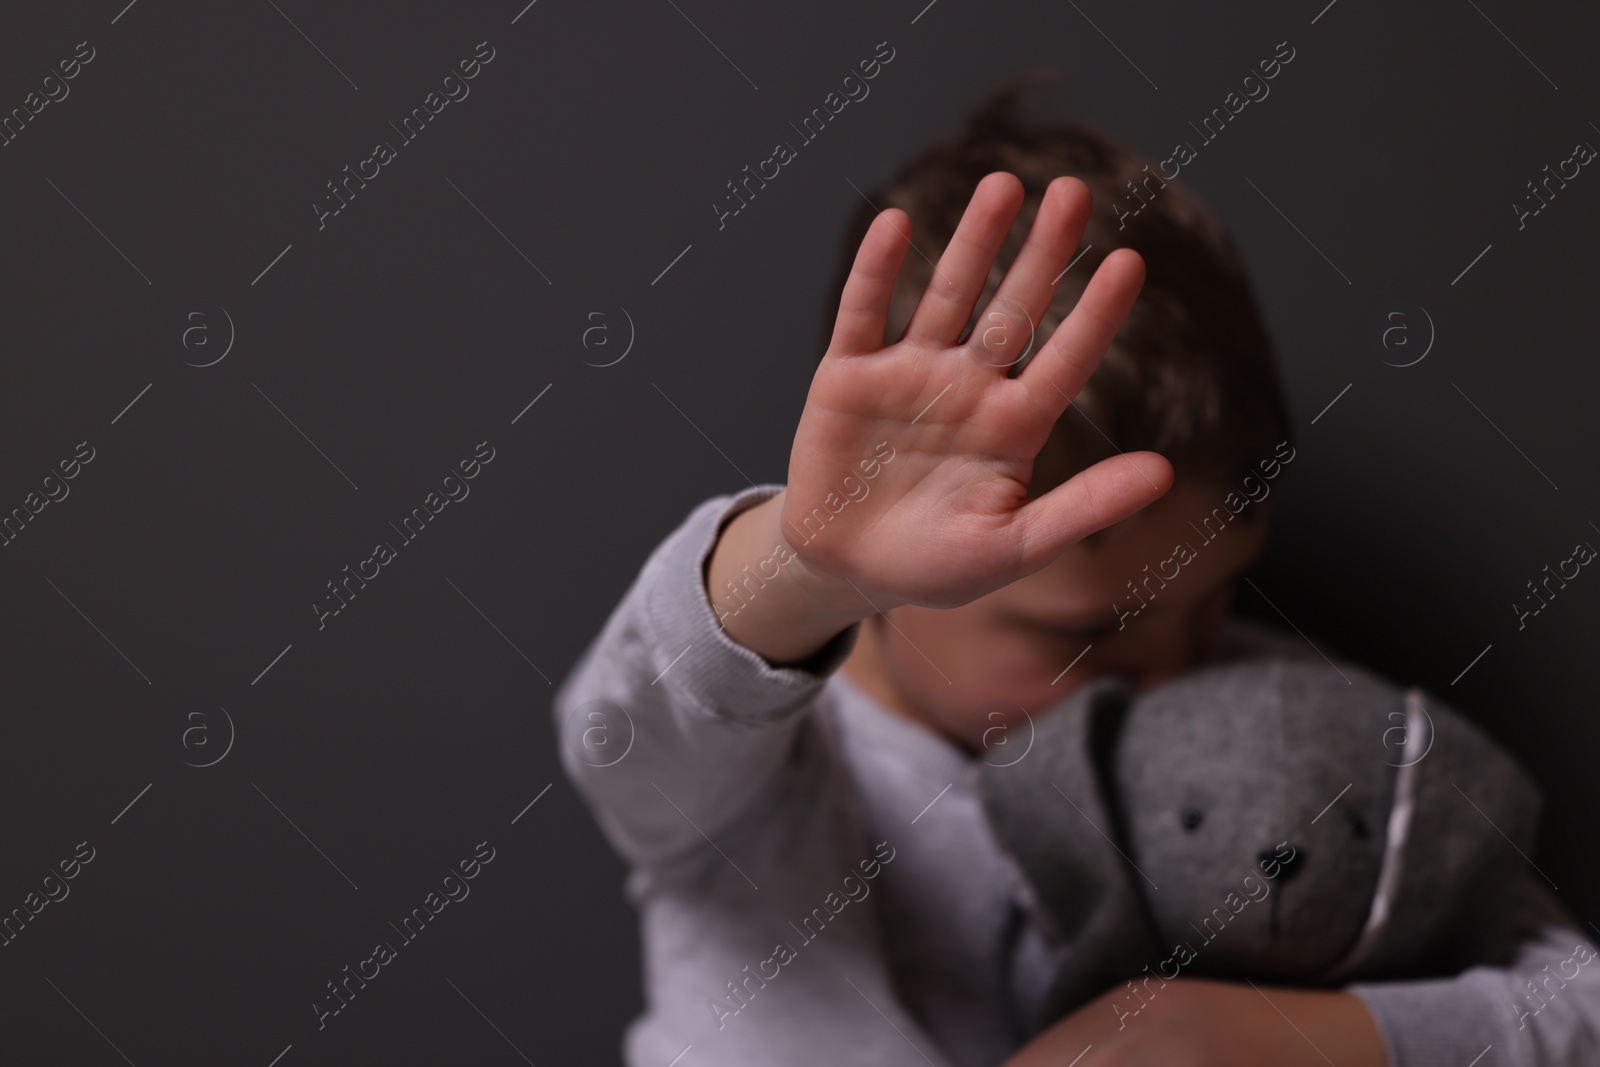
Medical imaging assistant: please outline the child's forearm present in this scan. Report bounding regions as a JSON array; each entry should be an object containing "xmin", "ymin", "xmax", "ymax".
[
  {"xmin": 552, "ymin": 486, "xmax": 865, "ymax": 872},
  {"xmin": 1002, "ymin": 979, "xmax": 1386, "ymax": 1067},
  {"xmin": 704, "ymin": 488, "xmax": 874, "ymax": 666}
]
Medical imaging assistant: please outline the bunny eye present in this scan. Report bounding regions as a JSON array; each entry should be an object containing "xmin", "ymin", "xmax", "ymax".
[
  {"xmin": 1180, "ymin": 807, "xmax": 1204, "ymax": 831},
  {"xmin": 1346, "ymin": 810, "xmax": 1372, "ymax": 840}
]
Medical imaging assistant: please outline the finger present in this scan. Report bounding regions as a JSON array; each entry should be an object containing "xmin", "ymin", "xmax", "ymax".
[
  {"xmin": 829, "ymin": 208, "xmax": 914, "ymax": 356},
  {"xmin": 971, "ymin": 177, "xmax": 1092, "ymax": 372},
  {"xmin": 1011, "ymin": 452, "xmax": 1174, "ymax": 572},
  {"xmin": 903, "ymin": 172, "xmax": 1024, "ymax": 347},
  {"xmin": 1016, "ymin": 247, "xmax": 1145, "ymax": 411}
]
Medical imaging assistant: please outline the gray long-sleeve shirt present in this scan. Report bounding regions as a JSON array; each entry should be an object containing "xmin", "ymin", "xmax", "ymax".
[{"xmin": 552, "ymin": 483, "xmax": 1600, "ymax": 1067}]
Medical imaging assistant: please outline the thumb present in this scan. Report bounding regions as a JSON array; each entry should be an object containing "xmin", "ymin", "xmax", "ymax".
[{"xmin": 1011, "ymin": 452, "xmax": 1173, "ymax": 572}]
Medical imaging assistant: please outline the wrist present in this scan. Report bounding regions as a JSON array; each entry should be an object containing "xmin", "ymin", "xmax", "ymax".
[
  {"xmin": 706, "ymin": 491, "xmax": 873, "ymax": 666},
  {"xmin": 767, "ymin": 490, "xmax": 887, "ymax": 619}
]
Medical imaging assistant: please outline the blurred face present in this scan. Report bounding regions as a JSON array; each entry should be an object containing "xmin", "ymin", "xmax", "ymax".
[{"xmin": 839, "ymin": 482, "xmax": 1270, "ymax": 753}]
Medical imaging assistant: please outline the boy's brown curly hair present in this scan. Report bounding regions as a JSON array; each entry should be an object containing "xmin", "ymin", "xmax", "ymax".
[{"xmin": 821, "ymin": 72, "xmax": 1295, "ymax": 497}]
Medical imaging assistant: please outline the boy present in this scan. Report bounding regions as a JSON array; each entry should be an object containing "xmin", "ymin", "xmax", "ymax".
[{"xmin": 553, "ymin": 84, "xmax": 1598, "ymax": 1066}]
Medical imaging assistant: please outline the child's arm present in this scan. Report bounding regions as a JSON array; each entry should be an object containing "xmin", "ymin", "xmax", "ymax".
[
  {"xmin": 1003, "ymin": 871, "xmax": 1598, "ymax": 1066},
  {"xmin": 549, "ymin": 481, "xmax": 862, "ymax": 871},
  {"xmin": 1000, "ymin": 978, "xmax": 1387, "ymax": 1067},
  {"xmin": 553, "ymin": 172, "xmax": 1173, "ymax": 870},
  {"xmin": 1346, "ymin": 871, "xmax": 1600, "ymax": 1066}
]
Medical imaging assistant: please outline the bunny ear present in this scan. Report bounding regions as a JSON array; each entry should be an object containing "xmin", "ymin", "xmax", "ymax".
[
  {"xmin": 976, "ymin": 674, "xmax": 1158, "ymax": 1026},
  {"xmin": 1084, "ymin": 677, "xmax": 1141, "ymax": 860},
  {"xmin": 1312, "ymin": 688, "xmax": 1426, "ymax": 984},
  {"xmin": 1334, "ymin": 688, "xmax": 1543, "ymax": 980}
]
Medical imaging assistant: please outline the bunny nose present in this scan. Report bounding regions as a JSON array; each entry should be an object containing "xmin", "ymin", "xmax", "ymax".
[
  {"xmin": 1258, "ymin": 845, "xmax": 1304, "ymax": 937},
  {"xmin": 1257, "ymin": 845, "xmax": 1304, "ymax": 883}
]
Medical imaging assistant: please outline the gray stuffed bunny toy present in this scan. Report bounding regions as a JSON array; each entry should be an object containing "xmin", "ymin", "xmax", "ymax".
[{"xmin": 977, "ymin": 655, "xmax": 1542, "ymax": 1030}]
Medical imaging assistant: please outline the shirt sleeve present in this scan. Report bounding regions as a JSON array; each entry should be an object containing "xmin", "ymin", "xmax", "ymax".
[
  {"xmin": 550, "ymin": 482, "xmax": 862, "ymax": 873},
  {"xmin": 1348, "ymin": 872, "xmax": 1600, "ymax": 1066}
]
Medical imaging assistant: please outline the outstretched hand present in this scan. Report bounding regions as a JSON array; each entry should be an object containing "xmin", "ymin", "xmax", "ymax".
[{"xmin": 782, "ymin": 171, "xmax": 1173, "ymax": 614}]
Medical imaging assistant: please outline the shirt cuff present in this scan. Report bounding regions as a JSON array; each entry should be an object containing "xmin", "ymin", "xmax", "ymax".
[
  {"xmin": 1348, "ymin": 976, "xmax": 1511, "ymax": 1067},
  {"xmin": 637, "ymin": 482, "xmax": 862, "ymax": 725}
]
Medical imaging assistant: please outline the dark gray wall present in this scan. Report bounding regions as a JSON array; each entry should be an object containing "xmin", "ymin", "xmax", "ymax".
[{"xmin": 1, "ymin": 0, "xmax": 1595, "ymax": 1062}]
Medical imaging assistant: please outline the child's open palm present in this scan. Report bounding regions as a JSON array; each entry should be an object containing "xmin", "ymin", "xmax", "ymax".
[{"xmin": 783, "ymin": 172, "xmax": 1174, "ymax": 613}]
